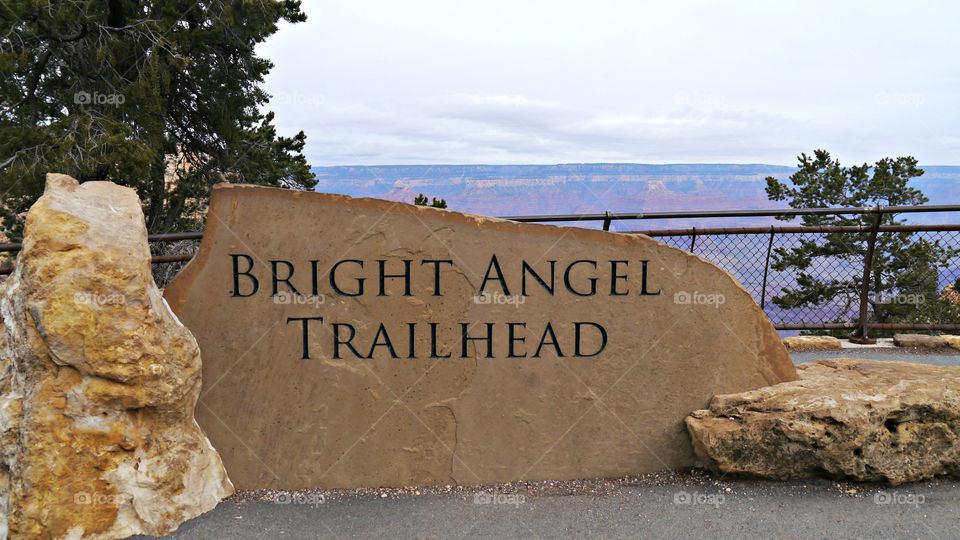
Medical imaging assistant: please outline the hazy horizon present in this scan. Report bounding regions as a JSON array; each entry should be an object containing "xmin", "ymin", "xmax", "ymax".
[{"xmin": 311, "ymin": 162, "xmax": 960, "ymax": 169}]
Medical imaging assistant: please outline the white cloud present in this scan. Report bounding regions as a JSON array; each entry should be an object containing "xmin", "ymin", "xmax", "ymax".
[{"xmin": 258, "ymin": 0, "xmax": 960, "ymax": 165}]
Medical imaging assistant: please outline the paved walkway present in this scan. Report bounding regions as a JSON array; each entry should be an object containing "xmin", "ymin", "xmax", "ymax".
[
  {"xmin": 135, "ymin": 349, "xmax": 960, "ymax": 540},
  {"xmin": 141, "ymin": 476, "xmax": 960, "ymax": 540}
]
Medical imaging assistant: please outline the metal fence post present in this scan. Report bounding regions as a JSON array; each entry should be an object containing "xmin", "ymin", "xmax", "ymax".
[
  {"xmin": 602, "ymin": 211, "xmax": 612, "ymax": 231},
  {"xmin": 689, "ymin": 227, "xmax": 697, "ymax": 253},
  {"xmin": 851, "ymin": 206, "xmax": 883, "ymax": 343},
  {"xmin": 760, "ymin": 226, "xmax": 775, "ymax": 309}
]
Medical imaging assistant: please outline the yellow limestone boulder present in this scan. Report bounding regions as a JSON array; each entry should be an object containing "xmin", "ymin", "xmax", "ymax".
[{"xmin": 0, "ymin": 174, "xmax": 233, "ymax": 539}]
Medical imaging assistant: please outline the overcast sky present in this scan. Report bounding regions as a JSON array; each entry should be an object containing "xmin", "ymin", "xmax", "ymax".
[{"xmin": 257, "ymin": 0, "xmax": 960, "ymax": 167}]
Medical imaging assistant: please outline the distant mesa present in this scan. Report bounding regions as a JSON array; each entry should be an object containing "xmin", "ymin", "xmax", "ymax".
[{"xmin": 311, "ymin": 163, "xmax": 960, "ymax": 227}]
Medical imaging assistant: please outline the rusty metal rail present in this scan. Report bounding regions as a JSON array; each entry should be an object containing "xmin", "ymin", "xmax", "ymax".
[
  {"xmin": 776, "ymin": 323, "xmax": 960, "ymax": 331},
  {"xmin": 501, "ymin": 203, "xmax": 960, "ymax": 227},
  {"xmin": 626, "ymin": 224, "xmax": 960, "ymax": 236}
]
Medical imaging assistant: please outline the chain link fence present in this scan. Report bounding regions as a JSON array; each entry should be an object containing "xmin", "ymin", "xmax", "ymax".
[{"xmin": 638, "ymin": 226, "xmax": 960, "ymax": 333}]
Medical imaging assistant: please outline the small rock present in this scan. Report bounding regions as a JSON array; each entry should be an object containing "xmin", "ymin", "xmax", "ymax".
[
  {"xmin": 782, "ymin": 335, "xmax": 842, "ymax": 350},
  {"xmin": 893, "ymin": 334, "xmax": 947, "ymax": 348}
]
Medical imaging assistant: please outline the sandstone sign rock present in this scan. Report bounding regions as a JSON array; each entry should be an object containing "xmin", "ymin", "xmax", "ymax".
[
  {"xmin": 686, "ymin": 358, "xmax": 960, "ymax": 485},
  {"xmin": 0, "ymin": 175, "xmax": 233, "ymax": 539},
  {"xmin": 164, "ymin": 184, "xmax": 798, "ymax": 489}
]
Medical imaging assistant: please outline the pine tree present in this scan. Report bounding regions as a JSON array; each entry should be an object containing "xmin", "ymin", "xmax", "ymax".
[
  {"xmin": 766, "ymin": 149, "xmax": 959, "ymax": 333},
  {"xmin": 414, "ymin": 193, "xmax": 447, "ymax": 208},
  {"xmin": 0, "ymin": 0, "xmax": 316, "ymax": 239}
]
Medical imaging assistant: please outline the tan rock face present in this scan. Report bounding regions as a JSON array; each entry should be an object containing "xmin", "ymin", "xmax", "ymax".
[
  {"xmin": 782, "ymin": 335, "xmax": 842, "ymax": 350},
  {"xmin": 686, "ymin": 358, "xmax": 960, "ymax": 485},
  {"xmin": 0, "ymin": 174, "xmax": 233, "ymax": 539},
  {"xmin": 165, "ymin": 184, "xmax": 797, "ymax": 489},
  {"xmin": 893, "ymin": 333, "xmax": 948, "ymax": 348}
]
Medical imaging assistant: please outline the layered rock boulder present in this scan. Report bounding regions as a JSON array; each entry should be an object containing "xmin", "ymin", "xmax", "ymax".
[
  {"xmin": 0, "ymin": 174, "xmax": 233, "ymax": 539},
  {"xmin": 686, "ymin": 358, "xmax": 960, "ymax": 485}
]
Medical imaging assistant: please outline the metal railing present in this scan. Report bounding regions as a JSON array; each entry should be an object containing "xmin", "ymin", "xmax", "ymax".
[
  {"xmin": 500, "ymin": 204, "xmax": 960, "ymax": 230},
  {"xmin": 2, "ymin": 205, "xmax": 959, "ymax": 338}
]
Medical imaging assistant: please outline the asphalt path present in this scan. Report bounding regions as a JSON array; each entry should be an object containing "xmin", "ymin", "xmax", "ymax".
[
  {"xmin": 135, "ymin": 349, "xmax": 960, "ymax": 540},
  {"xmin": 140, "ymin": 476, "xmax": 960, "ymax": 540}
]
